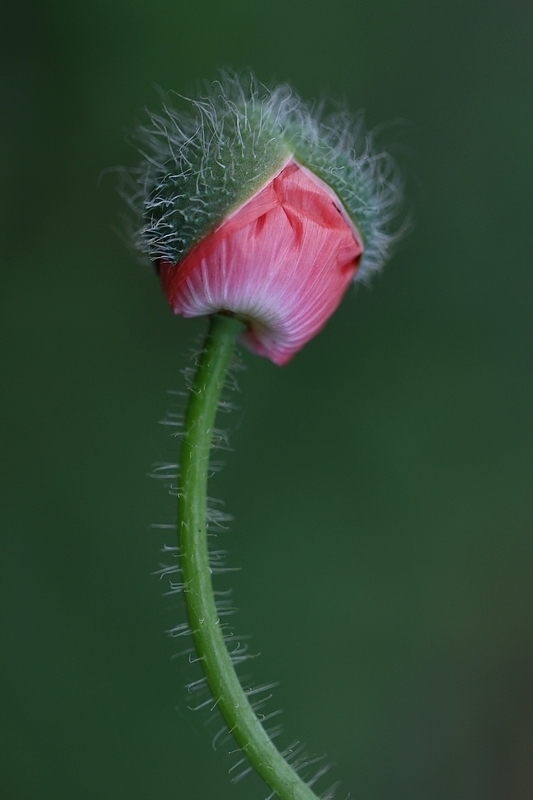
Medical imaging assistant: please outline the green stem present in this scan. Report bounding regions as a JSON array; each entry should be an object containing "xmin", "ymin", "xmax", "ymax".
[{"xmin": 178, "ymin": 313, "xmax": 319, "ymax": 800}]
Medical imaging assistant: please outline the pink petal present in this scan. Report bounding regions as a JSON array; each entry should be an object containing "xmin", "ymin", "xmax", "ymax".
[{"xmin": 159, "ymin": 161, "xmax": 362, "ymax": 365}]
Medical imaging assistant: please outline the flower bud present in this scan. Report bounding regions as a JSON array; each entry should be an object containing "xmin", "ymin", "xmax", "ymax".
[{"xmin": 129, "ymin": 72, "xmax": 400, "ymax": 364}]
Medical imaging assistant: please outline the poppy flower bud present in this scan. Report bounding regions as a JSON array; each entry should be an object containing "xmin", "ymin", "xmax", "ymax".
[{"xmin": 129, "ymin": 72, "xmax": 400, "ymax": 364}]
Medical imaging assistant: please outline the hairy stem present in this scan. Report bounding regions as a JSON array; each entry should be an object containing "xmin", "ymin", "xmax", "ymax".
[{"xmin": 178, "ymin": 313, "xmax": 319, "ymax": 800}]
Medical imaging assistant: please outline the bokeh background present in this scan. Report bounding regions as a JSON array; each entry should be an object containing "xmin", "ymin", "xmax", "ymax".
[{"xmin": 2, "ymin": 1, "xmax": 532, "ymax": 798}]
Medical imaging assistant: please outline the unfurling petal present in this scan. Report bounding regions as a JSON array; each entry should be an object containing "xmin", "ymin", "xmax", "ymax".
[{"xmin": 159, "ymin": 162, "xmax": 362, "ymax": 365}]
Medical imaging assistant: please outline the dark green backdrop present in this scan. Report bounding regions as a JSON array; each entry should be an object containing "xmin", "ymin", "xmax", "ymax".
[{"xmin": 2, "ymin": 1, "xmax": 532, "ymax": 798}]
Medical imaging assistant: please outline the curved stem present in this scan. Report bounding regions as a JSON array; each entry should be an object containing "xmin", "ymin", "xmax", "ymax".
[{"xmin": 178, "ymin": 313, "xmax": 319, "ymax": 800}]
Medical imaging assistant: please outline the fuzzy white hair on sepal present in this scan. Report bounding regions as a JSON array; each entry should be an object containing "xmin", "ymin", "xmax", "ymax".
[{"xmin": 127, "ymin": 69, "xmax": 402, "ymax": 283}]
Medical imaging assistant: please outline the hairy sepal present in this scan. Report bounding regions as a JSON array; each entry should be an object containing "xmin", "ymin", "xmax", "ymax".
[{"xmin": 130, "ymin": 70, "xmax": 401, "ymax": 282}]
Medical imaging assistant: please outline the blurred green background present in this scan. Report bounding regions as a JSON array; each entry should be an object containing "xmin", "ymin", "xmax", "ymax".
[{"xmin": 1, "ymin": 1, "xmax": 532, "ymax": 798}]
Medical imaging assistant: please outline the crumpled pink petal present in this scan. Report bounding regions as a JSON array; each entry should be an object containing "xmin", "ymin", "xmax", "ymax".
[{"xmin": 158, "ymin": 161, "xmax": 363, "ymax": 365}]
